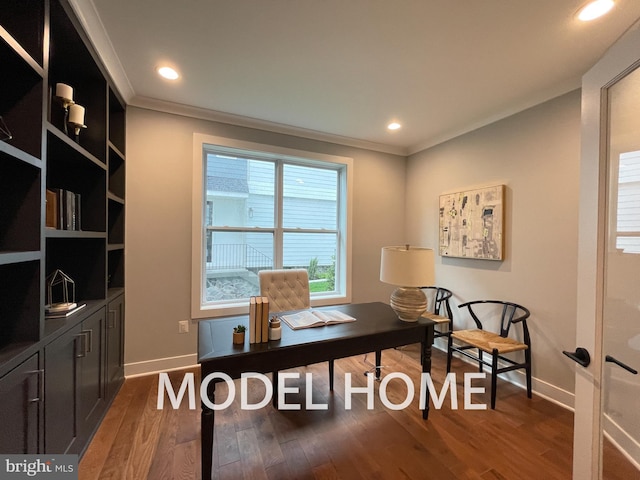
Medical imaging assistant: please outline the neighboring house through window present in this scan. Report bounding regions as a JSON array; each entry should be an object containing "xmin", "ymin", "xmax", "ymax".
[{"xmin": 192, "ymin": 134, "xmax": 352, "ymax": 318}]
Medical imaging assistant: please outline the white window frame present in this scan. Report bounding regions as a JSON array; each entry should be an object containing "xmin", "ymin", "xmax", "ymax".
[{"xmin": 191, "ymin": 133, "xmax": 353, "ymax": 319}]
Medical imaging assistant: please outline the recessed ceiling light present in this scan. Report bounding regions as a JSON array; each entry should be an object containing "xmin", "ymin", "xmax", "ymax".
[
  {"xmin": 578, "ymin": 0, "xmax": 614, "ymax": 21},
  {"xmin": 157, "ymin": 66, "xmax": 180, "ymax": 80},
  {"xmin": 387, "ymin": 122, "xmax": 402, "ymax": 131}
]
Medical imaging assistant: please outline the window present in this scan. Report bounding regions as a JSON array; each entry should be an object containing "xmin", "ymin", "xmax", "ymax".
[
  {"xmin": 615, "ymin": 151, "xmax": 640, "ymax": 253},
  {"xmin": 192, "ymin": 135, "xmax": 352, "ymax": 317}
]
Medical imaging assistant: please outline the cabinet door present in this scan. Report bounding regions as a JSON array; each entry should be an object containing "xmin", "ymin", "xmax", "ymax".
[
  {"xmin": 106, "ymin": 294, "xmax": 124, "ymax": 400},
  {"xmin": 78, "ymin": 308, "xmax": 105, "ymax": 443},
  {"xmin": 0, "ymin": 354, "xmax": 41, "ymax": 454},
  {"xmin": 45, "ymin": 325, "xmax": 81, "ymax": 454}
]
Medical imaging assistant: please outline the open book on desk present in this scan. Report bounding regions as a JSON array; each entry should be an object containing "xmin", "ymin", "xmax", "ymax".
[{"xmin": 280, "ymin": 310, "xmax": 356, "ymax": 330}]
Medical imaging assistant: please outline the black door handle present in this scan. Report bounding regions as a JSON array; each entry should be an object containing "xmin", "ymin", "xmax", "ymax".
[
  {"xmin": 563, "ymin": 348, "xmax": 591, "ymax": 367},
  {"xmin": 605, "ymin": 355, "xmax": 638, "ymax": 375}
]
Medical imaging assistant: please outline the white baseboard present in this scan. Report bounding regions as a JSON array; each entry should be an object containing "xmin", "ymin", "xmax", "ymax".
[
  {"xmin": 604, "ymin": 414, "xmax": 640, "ymax": 469},
  {"xmin": 124, "ymin": 354, "xmax": 198, "ymax": 378}
]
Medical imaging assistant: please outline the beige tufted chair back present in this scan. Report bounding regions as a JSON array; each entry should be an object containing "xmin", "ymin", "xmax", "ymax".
[{"xmin": 258, "ymin": 269, "xmax": 311, "ymax": 313}]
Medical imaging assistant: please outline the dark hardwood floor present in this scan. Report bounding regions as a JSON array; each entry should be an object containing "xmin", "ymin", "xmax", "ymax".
[{"xmin": 78, "ymin": 346, "xmax": 636, "ymax": 479}]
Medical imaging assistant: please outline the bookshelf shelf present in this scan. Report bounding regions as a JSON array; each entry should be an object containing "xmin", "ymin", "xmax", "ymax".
[{"xmin": 0, "ymin": 251, "xmax": 41, "ymax": 266}]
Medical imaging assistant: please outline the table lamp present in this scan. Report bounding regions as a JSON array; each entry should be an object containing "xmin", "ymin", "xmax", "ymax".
[{"xmin": 380, "ymin": 245, "xmax": 435, "ymax": 322}]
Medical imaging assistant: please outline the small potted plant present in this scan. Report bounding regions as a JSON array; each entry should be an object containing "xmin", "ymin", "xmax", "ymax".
[{"xmin": 233, "ymin": 324, "xmax": 246, "ymax": 345}]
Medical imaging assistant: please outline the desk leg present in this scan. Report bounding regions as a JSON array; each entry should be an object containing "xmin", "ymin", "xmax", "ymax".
[
  {"xmin": 421, "ymin": 340, "xmax": 431, "ymax": 419},
  {"xmin": 375, "ymin": 350, "xmax": 382, "ymax": 380},
  {"xmin": 272, "ymin": 371, "xmax": 279, "ymax": 407},
  {"xmin": 201, "ymin": 379, "xmax": 216, "ymax": 480},
  {"xmin": 329, "ymin": 359, "xmax": 335, "ymax": 391}
]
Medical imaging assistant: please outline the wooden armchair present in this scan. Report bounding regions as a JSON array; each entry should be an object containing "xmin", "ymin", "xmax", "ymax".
[
  {"xmin": 446, "ymin": 300, "xmax": 531, "ymax": 409},
  {"xmin": 421, "ymin": 286, "xmax": 454, "ymax": 340}
]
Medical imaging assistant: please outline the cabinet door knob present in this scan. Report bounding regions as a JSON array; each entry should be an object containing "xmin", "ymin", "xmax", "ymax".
[
  {"xmin": 75, "ymin": 333, "xmax": 87, "ymax": 358},
  {"xmin": 81, "ymin": 329, "xmax": 93, "ymax": 354},
  {"xmin": 26, "ymin": 369, "xmax": 44, "ymax": 403},
  {"xmin": 108, "ymin": 309, "xmax": 117, "ymax": 329}
]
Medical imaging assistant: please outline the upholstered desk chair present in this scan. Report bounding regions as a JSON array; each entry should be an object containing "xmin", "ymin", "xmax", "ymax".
[{"xmin": 258, "ymin": 269, "xmax": 336, "ymax": 390}]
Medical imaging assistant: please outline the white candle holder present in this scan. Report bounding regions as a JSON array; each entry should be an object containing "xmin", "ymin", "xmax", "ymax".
[
  {"xmin": 57, "ymin": 98, "xmax": 74, "ymax": 136},
  {"xmin": 54, "ymin": 83, "xmax": 75, "ymax": 136},
  {"xmin": 68, "ymin": 104, "xmax": 86, "ymax": 143},
  {"xmin": 69, "ymin": 121, "xmax": 87, "ymax": 142}
]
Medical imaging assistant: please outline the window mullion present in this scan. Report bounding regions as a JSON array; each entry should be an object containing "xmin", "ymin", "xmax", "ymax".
[
  {"xmin": 274, "ymin": 159, "xmax": 284, "ymax": 268},
  {"xmin": 282, "ymin": 228, "xmax": 339, "ymax": 234}
]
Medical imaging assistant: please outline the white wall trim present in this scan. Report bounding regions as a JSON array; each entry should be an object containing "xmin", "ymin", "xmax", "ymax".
[
  {"xmin": 604, "ymin": 415, "xmax": 640, "ymax": 471},
  {"xmin": 125, "ymin": 354, "xmax": 198, "ymax": 378}
]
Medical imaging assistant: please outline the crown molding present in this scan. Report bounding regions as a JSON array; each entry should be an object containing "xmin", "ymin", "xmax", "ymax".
[{"xmin": 129, "ymin": 96, "xmax": 408, "ymax": 156}]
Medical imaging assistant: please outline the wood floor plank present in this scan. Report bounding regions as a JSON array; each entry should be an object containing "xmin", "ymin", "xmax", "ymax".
[
  {"xmin": 78, "ymin": 382, "xmax": 136, "ymax": 480},
  {"xmin": 280, "ymin": 439, "xmax": 313, "ymax": 477},
  {"xmin": 124, "ymin": 376, "xmax": 164, "ymax": 480},
  {"xmin": 172, "ymin": 439, "xmax": 198, "ymax": 480},
  {"xmin": 235, "ymin": 428, "xmax": 269, "ymax": 479}
]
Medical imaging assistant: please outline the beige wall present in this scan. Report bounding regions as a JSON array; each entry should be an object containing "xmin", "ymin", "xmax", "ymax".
[
  {"xmin": 406, "ymin": 90, "xmax": 581, "ymax": 401},
  {"xmin": 124, "ymin": 106, "xmax": 406, "ymax": 373}
]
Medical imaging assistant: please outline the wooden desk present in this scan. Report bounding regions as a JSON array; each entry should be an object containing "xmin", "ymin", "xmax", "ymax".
[{"xmin": 198, "ymin": 302, "xmax": 435, "ymax": 479}]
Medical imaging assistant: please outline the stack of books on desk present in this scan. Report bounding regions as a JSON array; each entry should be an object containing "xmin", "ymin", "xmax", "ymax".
[{"xmin": 249, "ymin": 296, "xmax": 270, "ymax": 343}]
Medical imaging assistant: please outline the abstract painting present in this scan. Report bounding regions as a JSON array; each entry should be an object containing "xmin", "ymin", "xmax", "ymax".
[{"xmin": 439, "ymin": 185, "xmax": 504, "ymax": 260}]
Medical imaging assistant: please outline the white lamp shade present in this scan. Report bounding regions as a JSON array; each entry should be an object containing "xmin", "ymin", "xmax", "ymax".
[{"xmin": 380, "ymin": 246, "xmax": 435, "ymax": 287}]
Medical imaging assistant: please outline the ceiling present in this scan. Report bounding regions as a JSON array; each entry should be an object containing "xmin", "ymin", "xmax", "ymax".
[{"xmin": 71, "ymin": 0, "xmax": 640, "ymax": 155}]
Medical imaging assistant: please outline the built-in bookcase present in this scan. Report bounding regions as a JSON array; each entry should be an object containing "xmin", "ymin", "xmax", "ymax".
[{"xmin": 0, "ymin": 0, "xmax": 125, "ymax": 455}]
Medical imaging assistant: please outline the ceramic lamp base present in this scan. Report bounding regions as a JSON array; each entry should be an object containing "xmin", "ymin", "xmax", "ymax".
[{"xmin": 390, "ymin": 287, "xmax": 427, "ymax": 322}]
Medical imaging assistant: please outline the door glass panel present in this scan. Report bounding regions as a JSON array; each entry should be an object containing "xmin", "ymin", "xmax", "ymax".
[{"xmin": 603, "ymin": 64, "xmax": 640, "ymax": 469}]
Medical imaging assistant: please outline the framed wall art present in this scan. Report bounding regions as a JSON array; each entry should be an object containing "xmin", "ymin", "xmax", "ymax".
[{"xmin": 439, "ymin": 184, "xmax": 505, "ymax": 260}]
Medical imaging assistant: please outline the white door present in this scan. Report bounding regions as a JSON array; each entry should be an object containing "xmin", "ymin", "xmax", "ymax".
[{"xmin": 574, "ymin": 21, "xmax": 640, "ymax": 479}]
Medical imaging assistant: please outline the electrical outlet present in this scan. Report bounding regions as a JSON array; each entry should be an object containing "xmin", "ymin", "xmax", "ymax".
[{"xmin": 178, "ymin": 320, "xmax": 189, "ymax": 334}]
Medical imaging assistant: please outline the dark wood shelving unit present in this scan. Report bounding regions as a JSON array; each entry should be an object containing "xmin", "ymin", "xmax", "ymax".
[{"xmin": 0, "ymin": 0, "xmax": 126, "ymax": 457}]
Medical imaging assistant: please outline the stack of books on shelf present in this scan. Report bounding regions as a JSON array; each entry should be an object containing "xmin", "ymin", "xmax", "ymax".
[
  {"xmin": 45, "ymin": 188, "xmax": 82, "ymax": 230},
  {"xmin": 249, "ymin": 296, "xmax": 270, "ymax": 343}
]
